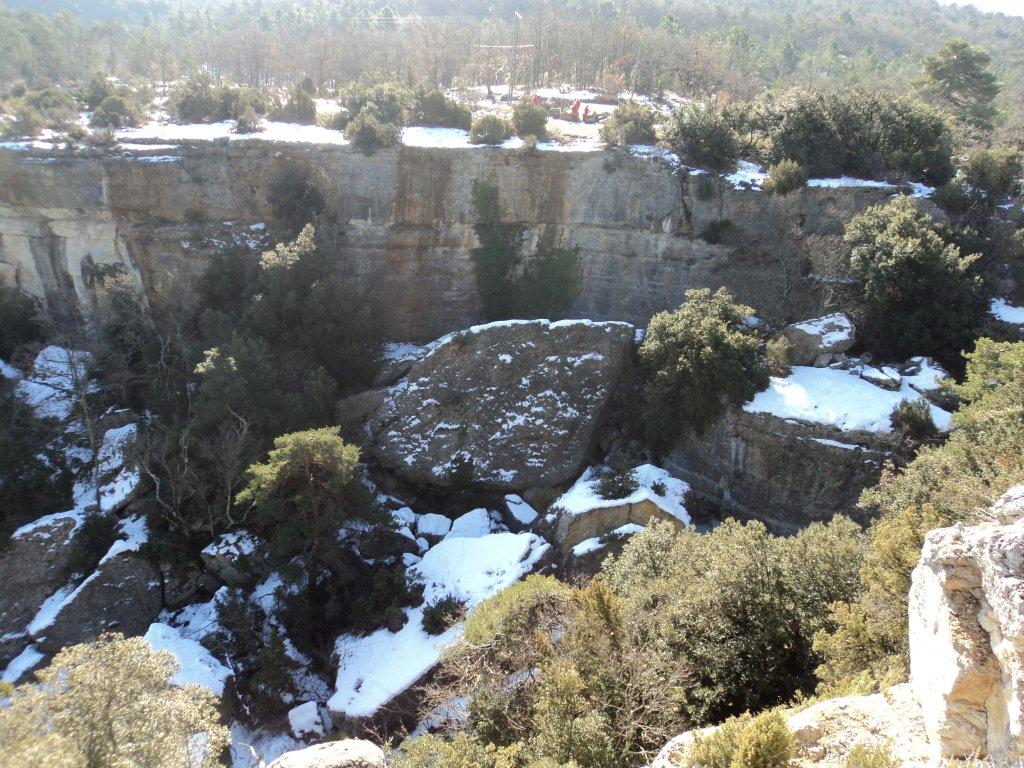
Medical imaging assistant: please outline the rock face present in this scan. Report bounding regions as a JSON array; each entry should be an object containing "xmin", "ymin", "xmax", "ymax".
[
  {"xmin": 0, "ymin": 512, "xmax": 82, "ymax": 666},
  {"xmin": 267, "ymin": 739, "xmax": 386, "ymax": 768},
  {"xmin": 780, "ymin": 313, "xmax": 856, "ymax": 366},
  {"xmin": 363, "ymin": 319, "xmax": 636, "ymax": 491},
  {"xmin": 908, "ymin": 485, "xmax": 1024, "ymax": 761},
  {"xmin": 654, "ymin": 685, "xmax": 934, "ymax": 768},
  {"xmin": 34, "ymin": 547, "xmax": 162, "ymax": 654},
  {"xmin": 0, "ymin": 143, "xmax": 895, "ymax": 340},
  {"xmin": 666, "ymin": 409, "xmax": 889, "ymax": 530}
]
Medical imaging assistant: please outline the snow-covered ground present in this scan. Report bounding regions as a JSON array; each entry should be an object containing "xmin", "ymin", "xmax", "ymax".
[
  {"xmin": 552, "ymin": 464, "xmax": 691, "ymax": 525},
  {"xmin": 744, "ymin": 365, "xmax": 952, "ymax": 433},
  {"xmin": 990, "ymin": 297, "xmax": 1024, "ymax": 325},
  {"xmin": 328, "ymin": 530, "xmax": 549, "ymax": 719},
  {"xmin": 144, "ymin": 622, "xmax": 232, "ymax": 697}
]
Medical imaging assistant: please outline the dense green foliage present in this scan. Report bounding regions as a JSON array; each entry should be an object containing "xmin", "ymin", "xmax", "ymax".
[
  {"xmin": 844, "ymin": 197, "xmax": 986, "ymax": 368},
  {"xmin": 599, "ymin": 101, "xmax": 659, "ymax": 147},
  {"xmin": 172, "ymin": 72, "xmax": 272, "ymax": 123},
  {"xmin": 412, "ymin": 84, "xmax": 472, "ymax": 130},
  {"xmin": 761, "ymin": 160, "xmax": 807, "ymax": 195},
  {"xmin": 0, "ymin": 377, "xmax": 71, "ymax": 540},
  {"xmin": 469, "ymin": 180, "xmax": 581, "ymax": 321},
  {"xmin": 638, "ymin": 288, "xmax": 768, "ymax": 451},
  {"xmin": 470, "ymin": 113, "xmax": 512, "ymax": 145},
  {"xmin": 816, "ymin": 340, "xmax": 1024, "ymax": 692},
  {"xmin": 922, "ymin": 38, "xmax": 1002, "ymax": 133},
  {"xmin": 237, "ymin": 427, "xmax": 384, "ymax": 565},
  {"xmin": 345, "ymin": 104, "xmax": 400, "ymax": 154},
  {"xmin": 274, "ymin": 79, "xmax": 317, "ymax": 125},
  {"xmin": 605, "ymin": 518, "xmax": 864, "ymax": 724},
  {"xmin": 731, "ymin": 89, "xmax": 954, "ymax": 183},
  {"xmin": 409, "ymin": 519, "xmax": 861, "ymax": 767},
  {"xmin": 663, "ymin": 103, "xmax": 739, "ymax": 171},
  {"xmin": 512, "ymin": 99, "xmax": 548, "ymax": 139},
  {"xmin": 0, "ymin": 288, "xmax": 47, "ymax": 360}
]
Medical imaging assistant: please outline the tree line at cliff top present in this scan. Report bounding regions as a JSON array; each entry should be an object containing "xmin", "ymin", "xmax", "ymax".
[{"xmin": 1, "ymin": 0, "xmax": 1023, "ymax": 144}]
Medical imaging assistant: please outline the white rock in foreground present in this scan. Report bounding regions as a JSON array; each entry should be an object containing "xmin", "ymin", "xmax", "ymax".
[
  {"xmin": 909, "ymin": 485, "xmax": 1024, "ymax": 761},
  {"xmin": 267, "ymin": 739, "xmax": 385, "ymax": 768}
]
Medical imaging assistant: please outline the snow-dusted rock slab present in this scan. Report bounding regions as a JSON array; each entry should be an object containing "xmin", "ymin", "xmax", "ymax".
[
  {"xmin": 780, "ymin": 313, "xmax": 856, "ymax": 365},
  {"xmin": 744, "ymin": 366, "xmax": 951, "ymax": 433},
  {"xmin": 550, "ymin": 464, "xmax": 690, "ymax": 549},
  {"xmin": 909, "ymin": 485, "xmax": 1024, "ymax": 761},
  {"xmin": 365, "ymin": 319, "xmax": 636, "ymax": 491},
  {"xmin": 328, "ymin": 531, "xmax": 550, "ymax": 720},
  {"xmin": 267, "ymin": 739, "xmax": 385, "ymax": 768},
  {"xmin": 201, "ymin": 530, "xmax": 266, "ymax": 587},
  {"xmin": 0, "ymin": 511, "xmax": 85, "ymax": 666},
  {"xmin": 35, "ymin": 517, "xmax": 161, "ymax": 654}
]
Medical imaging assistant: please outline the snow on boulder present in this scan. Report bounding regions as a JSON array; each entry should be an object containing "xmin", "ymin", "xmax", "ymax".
[
  {"xmin": 504, "ymin": 494, "xmax": 539, "ymax": 526},
  {"xmin": 201, "ymin": 530, "xmax": 266, "ymax": 587},
  {"xmin": 780, "ymin": 313, "xmax": 856, "ymax": 366},
  {"xmin": 288, "ymin": 701, "xmax": 327, "ymax": 740},
  {"xmin": 571, "ymin": 522, "xmax": 646, "ymax": 558},
  {"xmin": 445, "ymin": 508, "xmax": 503, "ymax": 539},
  {"xmin": 364, "ymin": 319, "xmax": 636, "ymax": 491},
  {"xmin": 266, "ymin": 739, "xmax": 386, "ymax": 768},
  {"xmin": 744, "ymin": 365, "xmax": 952, "ymax": 434},
  {"xmin": 144, "ymin": 622, "xmax": 232, "ymax": 698},
  {"xmin": 416, "ymin": 513, "xmax": 452, "ymax": 539},
  {"xmin": 551, "ymin": 464, "xmax": 690, "ymax": 549},
  {"xmin": 34, "ymin": 517, "xmax": 161, "ymax": 654},
  {"xmin": 328, "ymin": 531, "xmax": 550, "ymax": 720},
  {"xmin": 16, "ymin": 346, "xmax": 91, "ymax": 421},
  {"xmin": 95, "ymin": 424, "xmax": 143, "ymax": 512},
  {"xmin": 0, "ymin": 510, "xmax": 86, "ymax": 667}
]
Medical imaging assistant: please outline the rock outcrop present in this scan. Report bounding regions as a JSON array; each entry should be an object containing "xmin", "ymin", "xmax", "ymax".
[
  {"xmin": 908, "ymin": 485, "xmax": 1024, "ymax": 762},
  {"xmin": 0, "ymin": 511, "xmax": 82, "ymax": 666},
  {"xmin": 33, "ymin": 521, "xmax": 162, "ymax": 654},
  {"xmin": 361, "ymin": 319, "xmax": 636, "ymax": 491},
  {"xmin": 666, "ymin": 409, "xmax": 889, "ymax": 530},
  {"xmin": 0, "ymin": 143, "xmax": 895, "ymax": 340},
  {"xmin": 267, "ymin": 739, "xmax": 386, "ymax": 768},
  {"xmin": 655, "ymin": 684, "xmax": 933, "ymax": 768},
  {"xmin": 780, "ymin": 312, "xmax": 856, "ymax": 366}
]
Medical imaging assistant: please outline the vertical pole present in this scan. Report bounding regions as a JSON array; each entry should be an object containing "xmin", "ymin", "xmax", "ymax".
[{"xmin": 509, "ymin": 11, "xmax": 521, "ymax": 99}]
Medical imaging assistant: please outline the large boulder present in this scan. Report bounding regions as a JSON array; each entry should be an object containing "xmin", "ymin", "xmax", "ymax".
[
  {"xmin": 200, "ymin": 529, "xmax": 267, "ymax": 588},
  {"xmin": 908, "ymin": 485, "xmax": 1024, "ymax": 762},
  {"xmin": 34, "ymin": 519, "xmax": 162, "ymax": 654},
  {"xmin": 780, "ymin": 313, "xmax": 856, "ymax": 366},
  {"xmin": 363, "ymin": 319, "xmax": 636, "ymax": 490},
  {"xmin": 267, "ymin": 739, "xmax": 386, "ymax": 768},
  {"xmin": 0, "ymin": 511, "xmax": 83, "ymax": 666}
]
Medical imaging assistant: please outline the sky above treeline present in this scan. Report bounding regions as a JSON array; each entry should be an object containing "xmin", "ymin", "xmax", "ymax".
[{"xmin": 937, "ymin": 0, "xmax": 1023, "ymax": 16}]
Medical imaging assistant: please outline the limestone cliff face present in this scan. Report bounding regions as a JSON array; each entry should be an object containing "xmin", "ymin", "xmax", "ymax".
[
  {"xmin": 665, "ymin": 408, "xmax": 891, "ymax": 530},
  {"xmin": 909, "ymin": 485, "xmax": 1024, "ymax": 762},
  {"xmin": 0, "ymin": 142, "xmax": 891, "ymax": 339}
]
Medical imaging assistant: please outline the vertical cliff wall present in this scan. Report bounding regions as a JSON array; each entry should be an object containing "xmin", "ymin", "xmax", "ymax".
[{"xmin": 0, "ymin": 142, "xmax": 893, "ymax": 339}]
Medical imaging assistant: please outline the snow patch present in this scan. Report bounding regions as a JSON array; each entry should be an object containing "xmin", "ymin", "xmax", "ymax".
[
  {"xmin": 144, "ymin": 622, "xmax": 232, "ymax": 697},
  {"xmin": 744, "ymin": 366, "xmax": 952, "ymax": 433},
  {"xmin": 505, "ymin": 494, "xmax": 539, "ymax": 525},
  {"xmin": 990, "ymin": 297, "xmax": 1024, "ymax": 325},
  {"xmin": 328, "ymin": 532, "xmax": 549, "ymax": 719}
]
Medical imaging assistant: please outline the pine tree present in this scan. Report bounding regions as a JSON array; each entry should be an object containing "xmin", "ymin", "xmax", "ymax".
[{"xmin": 923, "ymin": 38, "xmax": 1002, "ymax": 132}]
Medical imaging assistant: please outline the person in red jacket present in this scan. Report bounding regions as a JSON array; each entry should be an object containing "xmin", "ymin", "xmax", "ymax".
[
  {"xmin": 531, "ymin": 94, "xmax": 542, "ymax": 106},
  {"xmin": 571, "ymin": 99, "xmax": 581, "ymax": 121},
  {"xmin": 583, "ymin": 105, "xmax": 591, "ymax": 123}
]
